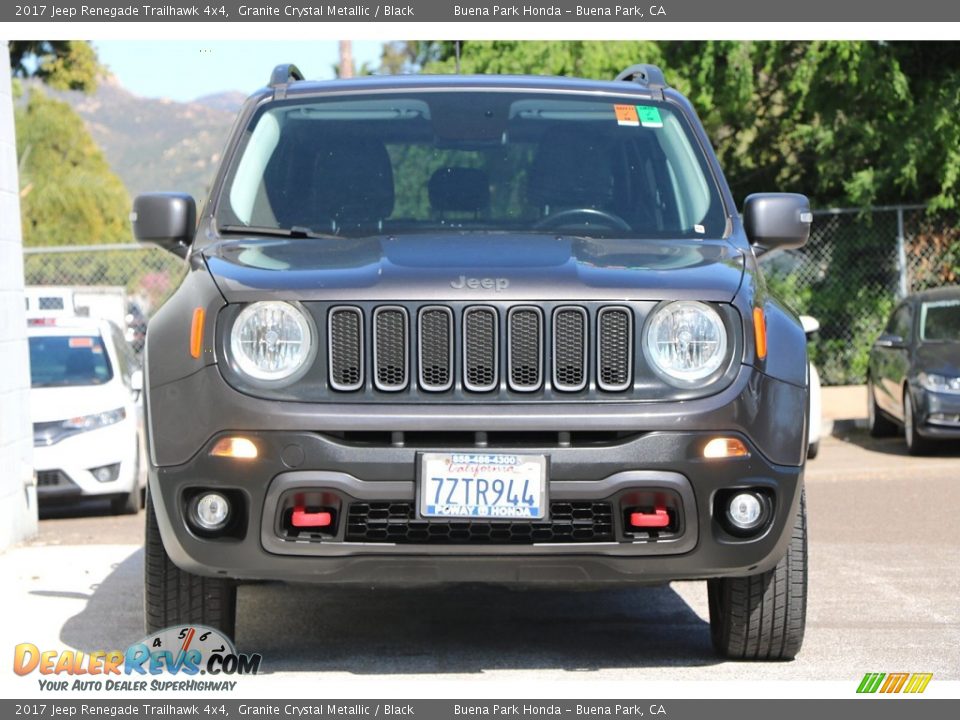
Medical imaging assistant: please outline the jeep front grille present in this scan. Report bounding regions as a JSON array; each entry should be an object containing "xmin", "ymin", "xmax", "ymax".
[
  {"xmin": 463, "ymin": 306, "xmax": 498, "ymax": 392},
  {"xmin": 508, "ymin": 306, "xmax": 543, "ymax": 391},
  {"xmin": 553, "ymin": 306, "xmax": 588, "ymax": 392},
  {"xmin": 598, "ymin": 307, "xmax": 633, "ymax": 391},
  {"xmin": 323, "ymin": 302, "xmax": 640, "ymax": 396},
  {"xmin": 373, "ymin": 307, "xmax": 408, "ymax": 391},
  {"xmin": 328, "ymin": 307, "xmax": 364, "ymax": 391},
  {"xmin": 418, "ymin": 306, "xmax": 454, "ymax": 391}
]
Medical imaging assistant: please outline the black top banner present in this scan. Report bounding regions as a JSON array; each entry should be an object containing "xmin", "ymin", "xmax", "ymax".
[{"xmin": 7, "ymin": 0, "xmax": 960, "ymax": 22}]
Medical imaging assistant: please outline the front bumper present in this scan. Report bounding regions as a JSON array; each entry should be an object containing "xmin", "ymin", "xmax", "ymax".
[
  {"xmin": 34, "ymin": 420, "xmax": 139, "ymax": 501},
  {"xmin": 149, "ymin": 428, "xmax": 804, "ymax": 586},
  {"xmin": 914, "ymin": 387, "xmax": 960, "ymax": 439}
]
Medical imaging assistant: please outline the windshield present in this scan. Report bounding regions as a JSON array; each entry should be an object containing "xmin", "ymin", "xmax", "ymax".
[
  {"xmin": 920, "ymin": 299, "xmax": 960, "ymax": 342},
  {"xmin": 29, "ymin": 335, "xmax": 113, "ymax": 387},
  {"xmin": 217, "ymin": 91, "xmax": 727, "ymax": 240}
]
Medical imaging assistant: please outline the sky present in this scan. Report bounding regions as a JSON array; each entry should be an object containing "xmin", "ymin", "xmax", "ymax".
[{"xmin": 94, "ymin": 41, "xmax": 387, "ymax": 102}]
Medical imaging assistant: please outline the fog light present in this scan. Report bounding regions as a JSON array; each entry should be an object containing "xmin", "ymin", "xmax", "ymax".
[
  {"xmin": 704, "ymin": 437, "xmax": 749, "ymax": 458},
  {"xmin": 726, "ymin": 492, "xmax": 764, "ymax": 530},
  {"xmin": 210, "ymin": 436, "xmax": 258, "ymax": 459},
  {"xmin": 192, "ymin": 492, "xmax": 230, "ymax": 531},
  {"xmin": 90, "ymin": 463, "xmax": 121, "ymax": 483}
]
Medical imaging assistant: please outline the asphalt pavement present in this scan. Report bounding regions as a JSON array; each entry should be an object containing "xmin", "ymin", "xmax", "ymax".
[{"xmin": 2, "ymin": 394, "xmax": 958, "ymax": 689}]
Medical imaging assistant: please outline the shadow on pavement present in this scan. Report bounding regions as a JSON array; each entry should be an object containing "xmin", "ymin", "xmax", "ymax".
[
  {"xmin": 49, "ymin": 547, "xmax": 145, "ymax": 651},
  {"xmin": 831, "ymin": 419, "xmax": 960, "ymax": 457},
  {"xmin": 237, "ymin": 582, "xmax": 718, "ymax": 673},
  {"xmin": 50, "ymin": 548, "xmax": 719, "ymax": 673}
]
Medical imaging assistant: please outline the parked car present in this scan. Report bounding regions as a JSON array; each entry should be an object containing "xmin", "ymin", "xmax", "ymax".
[
  {"xmin": 133, "ymin": 63, "xmax": 813, "ymax": 659},
  {"xmin": 28, "ymin": 316, "xmax": 146, "ymax": 514},
  {"xmin": 867, "ymin": 285, "xmax": 960, "ymax": 454},
  {"xmin": 800, "ymin": 316, "xmax": 822, "ymax": 459}
]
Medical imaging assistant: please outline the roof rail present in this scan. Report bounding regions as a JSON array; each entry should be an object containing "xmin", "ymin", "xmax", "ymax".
[
  {"xmin": 269, "ymin": 64, "xmax": 304, "ymax": 99},
  {"xmin": 615, "ymin": 64, "xmax": 668, "ymax": 98}
]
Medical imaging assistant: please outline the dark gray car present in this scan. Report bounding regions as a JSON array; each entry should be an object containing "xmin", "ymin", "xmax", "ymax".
[
  {"xmin": 868, "ymin": 285, "xmax": 960, "ymax": 454},
  {"xmin": 133, "ymin": 64, "xmax": 812, "ymax": 660}
]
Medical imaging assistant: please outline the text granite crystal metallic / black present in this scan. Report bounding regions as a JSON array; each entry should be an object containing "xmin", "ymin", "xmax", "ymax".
[{"xmin": 132, "ymin": 64, "xmax": 813, "ymax": 659}]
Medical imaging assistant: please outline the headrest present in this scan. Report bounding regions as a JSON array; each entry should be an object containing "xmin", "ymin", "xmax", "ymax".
[
  {"xmin": 527, "ymin": 128, "xmax": 615, "ymax": 210},
  {"xmin": 313, "ymin": 137, "xmax": 395, "ymax": 228}
]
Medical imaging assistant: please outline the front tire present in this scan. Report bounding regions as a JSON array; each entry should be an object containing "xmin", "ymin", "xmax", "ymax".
[
  {"xmin": 144, "ymin": 489, "xmax": 237, "ymax": 640},
  {"xmin": 708, "ymin": 490, "xmax": 807, "ymax": 660},
  {"xmin": 904, "ymin": 390, "xmax": 934, "ymax": 456},
  {"xmin": 868, "ymin": 378, "xmax": 898, "ymax": 437}
]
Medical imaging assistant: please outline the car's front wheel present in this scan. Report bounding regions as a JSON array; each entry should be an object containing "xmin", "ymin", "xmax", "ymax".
[
  {"xmin": 867, "ymin": 378, "xmax": 898, "ymax": 438},
  {"xmin": 707, "ymin": 490, "xmax": 807, "ymax": 661},
  {"xmin": 144, "ymin": 489, "xmax": 237, "ymax": 640},
  {"xmin": 904, "ymin": 390, "xmax": 934, "ymax": 456}
]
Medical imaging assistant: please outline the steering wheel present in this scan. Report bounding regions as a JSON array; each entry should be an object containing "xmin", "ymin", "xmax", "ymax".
[{"xmin": 533, "ymin": 207, "xmax": 632, "ymax": 232}]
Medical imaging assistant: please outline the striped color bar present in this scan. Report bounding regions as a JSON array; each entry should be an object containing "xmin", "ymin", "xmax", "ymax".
[{"xmin": 857, "ymin": 672, "xmax": 933, "ymax": 694}]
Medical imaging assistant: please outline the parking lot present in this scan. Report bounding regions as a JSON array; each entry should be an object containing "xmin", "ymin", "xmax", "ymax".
[{"xmin": 2, "ymin": 387, "xmax": 958, "ymax": 686}]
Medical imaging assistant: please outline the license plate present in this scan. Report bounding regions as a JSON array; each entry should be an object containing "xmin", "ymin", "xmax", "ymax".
[{"xmin": 419, "ymin": 453, "xmax": 547, "ymax": 520}]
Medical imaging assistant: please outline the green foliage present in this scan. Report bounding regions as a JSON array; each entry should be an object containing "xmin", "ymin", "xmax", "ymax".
[
  {"xmin": 9, "ymin": 41, "xmax": 102, "ymax": 92},
  {"xmin": 416, "ymin": 41, "xmax": 960, "ymax": 210},
  {"xmin": 16, "ymin": 89, "xmax": 131, "ymax": 247}
]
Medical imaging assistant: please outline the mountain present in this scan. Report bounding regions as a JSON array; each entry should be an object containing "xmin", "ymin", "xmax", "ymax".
[
  {"xmin": 53, "ymin": 75, "xmax": 239, "ymax": 204},
  {"xmin": 193, "ymin": 91, "xmax": 247, "ymax": 114}
]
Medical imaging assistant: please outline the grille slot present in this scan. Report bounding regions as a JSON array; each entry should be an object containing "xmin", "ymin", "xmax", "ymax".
[
  {"xmin": 328, "ymin": 307, "xmax": 364, "ymax": 391},
  {"xmin": 598, "ymin": 307, "xmax": 633, "ymax": 391},
  {"xmin": 508, "ymin": 307, "xmax": 543, "ymax": 392},
  {"xmin": 346, "ymin": 501, "xmax": 614, "ymax": 544},
  {"xmin": 553, "ymin": 306, "xmax": 588, "ymax": 392},
  {"xmin": 418, "ymin": 306, "xmax": 454, "ymax": 391},
  {"xmin": 463, "ymin": 307, "xmax": 498, "ymax": 392},
  {"xmin": 373, "ymin": 307, "xmax": 408, "ymax": 391}
]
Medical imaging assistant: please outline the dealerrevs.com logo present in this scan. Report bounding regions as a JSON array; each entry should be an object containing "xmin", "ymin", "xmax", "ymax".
[
  {"xmin": 856, "ymin": 672, "xmax": 933, "ymax": 694},
  {"xmin": 13, "ymin": 625, "xmax": 262, "ymax": 692}
]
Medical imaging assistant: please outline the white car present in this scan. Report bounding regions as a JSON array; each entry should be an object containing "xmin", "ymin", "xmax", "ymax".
[
  {"xmin": 28, "ymin": 316, "xmax": 146, "ymax": 514},
  {"xmin": 800, "ymin": 315, "xmax": 822, "ymax": 459}
]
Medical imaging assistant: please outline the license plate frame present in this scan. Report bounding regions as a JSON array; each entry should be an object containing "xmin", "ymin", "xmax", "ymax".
[{"xmin": 417, "ymin": 452, "xmax": 549, "ymax": 520}]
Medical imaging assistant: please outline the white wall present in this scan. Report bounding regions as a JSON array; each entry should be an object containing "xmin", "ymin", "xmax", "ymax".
[{"xmin": 0, "ymin": 41, "xmax": 37, "ymax": 548}]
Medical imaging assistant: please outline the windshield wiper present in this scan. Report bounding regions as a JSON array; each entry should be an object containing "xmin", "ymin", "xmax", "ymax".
[{"xmin": 219, "ymin": 224, "xmax": 342, "ymax": 240}]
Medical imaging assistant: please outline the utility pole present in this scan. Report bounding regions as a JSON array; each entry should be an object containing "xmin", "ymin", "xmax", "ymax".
[{"xmin": 339, "ymin": 41, "xmax": 354, "ymax": 79}]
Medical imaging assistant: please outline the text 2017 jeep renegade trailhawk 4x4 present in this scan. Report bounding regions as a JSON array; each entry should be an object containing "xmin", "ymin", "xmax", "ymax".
[{"xmin": 133, "ymin": 64, "xmax": 812, "ymax": 660}]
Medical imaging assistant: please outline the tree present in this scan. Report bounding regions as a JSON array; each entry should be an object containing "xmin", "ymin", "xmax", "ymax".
[
  {"xmin": 16, "ymin": 90, "xmax": 131, "ymax": 247},
  {"xmin": 9, "ymin": 41, "xmax": 102, "ymax": 92},
  {"xmin": 413, "ymin": 40, "xmax": 960, "ymax": 209}
]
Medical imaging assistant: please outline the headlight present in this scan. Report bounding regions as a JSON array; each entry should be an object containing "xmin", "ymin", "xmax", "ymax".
[
  {"xmin": 62, "ymin": 407, "xmax": 126, "ymax": 432},
  {"xmin": 643, "ymin": 301, "xmax": 728, "ymax": 386},
  {"xmin": 230, "ymin": 301, "xmax": 316, "ymax": 383},
  {"xmin": 918, "ymin": 372, "xmax": 960, "ymax": 394}
]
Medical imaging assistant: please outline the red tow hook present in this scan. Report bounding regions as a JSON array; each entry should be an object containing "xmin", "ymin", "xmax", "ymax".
[
  {"xmin": 291, "ymin": 506, "xmax": 333, "ymax": 528},
  {"xmin": 629, "ymin": 506, "xmax": 671, "ymax": 529}
]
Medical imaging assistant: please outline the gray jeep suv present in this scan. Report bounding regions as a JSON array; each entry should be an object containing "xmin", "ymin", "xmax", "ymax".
[{"xmin": 133, "ymin": 64, "xmax": 812, "ymax": 660}]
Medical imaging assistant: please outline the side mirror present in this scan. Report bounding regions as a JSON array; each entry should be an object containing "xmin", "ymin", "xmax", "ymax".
[
  {"xmin": 743, "ymin": 193, "xmax": 812, "ymax": 250},
  {"xmin": 799, "ymin": 315, "xmax": 820, "ymax": 336},
  {"xmin": 875, "ymin": 334, "xmax": 906, "ymax": 349},
  {"xmin": 131, "ymin": 193, "xmax": 196, "ymax": 258},
  {"xmin": 130, "ymin": 369, "xmax": 144, "ymax": 393}
]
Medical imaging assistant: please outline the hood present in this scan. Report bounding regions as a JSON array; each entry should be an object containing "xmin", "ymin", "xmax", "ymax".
[
  {"xmin": 30, "ymin": 384, "xmax": 129, "ymax": 424},
  {"xmin": 203, "ymin": 235, "xmax": 745, "ymax": 303},
  {"xmin": 914, "ymin": 342, "xmax": 960, "ymax": 377}
]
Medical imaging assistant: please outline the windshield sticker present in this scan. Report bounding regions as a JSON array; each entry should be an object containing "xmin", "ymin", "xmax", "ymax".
[
  {"xmin": 614, "ymin": 104, "xmax": 640, "ymax": 126},
  {"xmin": 68, "ymin": 338, "xmax": 94, "ymax": 348},
  {"xmin": 695, "ymin": 224, "xmax": 706, "ymax": 234},
  {"xmin": 637, "ymin": 105, "xmax": 664, "ymax": 128}
]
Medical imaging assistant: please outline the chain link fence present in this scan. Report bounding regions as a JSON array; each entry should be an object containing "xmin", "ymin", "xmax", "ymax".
[
  {"xmin": 21, "ymin": 205, "xmax": 960, "ymax": 384},
  {"xmin": 760, "ymin": 205, "xmax": 960, "ymax": 385},
  {"xmin": 22, "ymin": 244, "xmax": 185, "ymax": 356}
]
